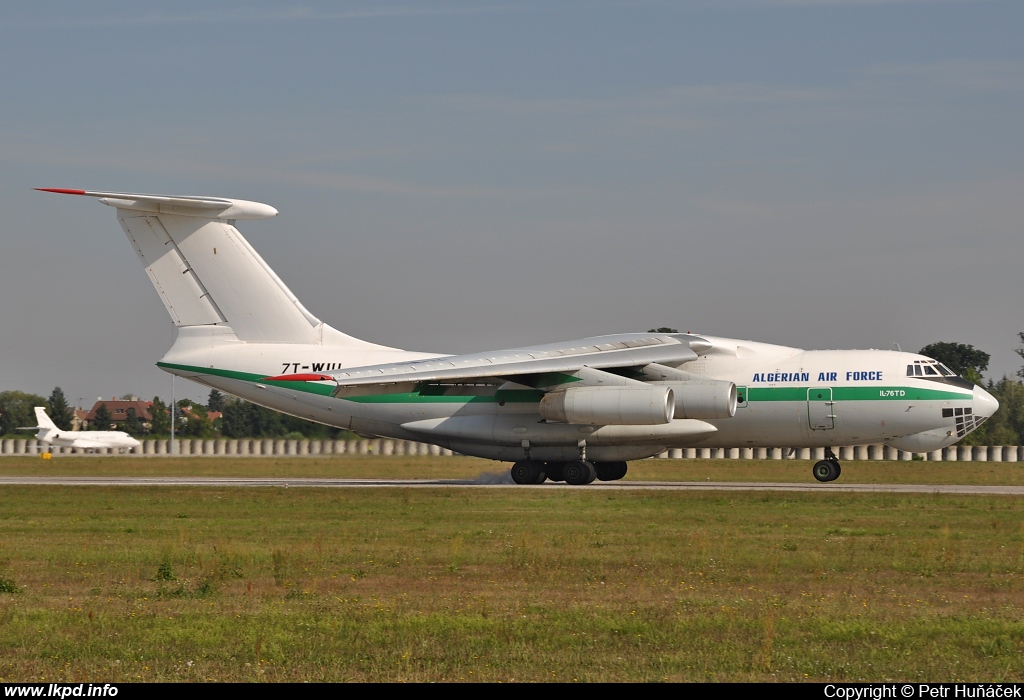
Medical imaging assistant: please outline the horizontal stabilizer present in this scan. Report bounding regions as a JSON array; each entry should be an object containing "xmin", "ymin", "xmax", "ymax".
[{"xmin": 35, "ymin": 188, "xmax": 278, "ymax": 220}]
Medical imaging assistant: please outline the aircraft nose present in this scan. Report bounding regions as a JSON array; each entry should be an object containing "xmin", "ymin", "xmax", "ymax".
[{"xmin": 973, "ymin": 384, "xmax": 999, "ymax": 419}]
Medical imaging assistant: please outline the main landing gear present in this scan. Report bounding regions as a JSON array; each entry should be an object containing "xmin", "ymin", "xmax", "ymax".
[
  {"xmin": 510, "ymin": 460, "xmax": 547, "ymax": 484},
  {"xmin": 812, "ymin": 449, "xmax": 842, "ymax": 483},
  {"xmin": 510, "ymin": 460, "xmax": 628, "ymax": 486}
]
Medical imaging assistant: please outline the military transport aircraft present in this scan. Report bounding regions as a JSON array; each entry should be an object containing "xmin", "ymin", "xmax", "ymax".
[
  {"xmin": 25, "ymin": 406, "xmax": 141, "ymax": 453},
  {"xmin": 37, "ymin": 188, "xmax": 998, "ymax": 484}
]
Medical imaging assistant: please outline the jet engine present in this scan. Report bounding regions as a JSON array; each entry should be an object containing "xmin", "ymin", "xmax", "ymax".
[
  {"xmin": 652, "ymin": 380, "xmax": 737, "ymax": 419},
  {"xmin": 539, "ymin": 386, "xmax": 675, "ymax": 425}
]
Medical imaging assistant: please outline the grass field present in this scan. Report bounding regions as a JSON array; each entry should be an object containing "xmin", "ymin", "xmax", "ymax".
[{"xmin": 0, "ymin": 457, "xmax": 1022, "ymax": 682}]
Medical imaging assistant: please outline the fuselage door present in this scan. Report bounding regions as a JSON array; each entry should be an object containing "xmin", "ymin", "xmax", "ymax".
[{"xmin": 807, "ymin": 388, "xmax": 835, "ymax": 430}]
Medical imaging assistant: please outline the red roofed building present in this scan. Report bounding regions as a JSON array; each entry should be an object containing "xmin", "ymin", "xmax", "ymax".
[{"xmin": 86, "ymin": 398, "xmax": 154, "ymax": 430}]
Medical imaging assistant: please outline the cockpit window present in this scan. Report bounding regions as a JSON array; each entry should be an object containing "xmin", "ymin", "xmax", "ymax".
[{"xmin": 908, "ymin": 359, "xmax": 959, "ymax": 378}]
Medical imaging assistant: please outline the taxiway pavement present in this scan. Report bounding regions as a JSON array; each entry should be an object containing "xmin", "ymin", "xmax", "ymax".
[{"xmin": 2, "ymin": 476, "xmax": 1023, "ymax": 495}]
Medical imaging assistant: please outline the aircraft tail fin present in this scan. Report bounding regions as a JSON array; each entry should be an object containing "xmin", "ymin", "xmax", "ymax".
[
  {"xmin": 34, "ymin": 407, "xmax": 58, "ymax": 431},
  {"xmin": 37, "ymin": 189, "xmax": 336, "ymax": 345}
]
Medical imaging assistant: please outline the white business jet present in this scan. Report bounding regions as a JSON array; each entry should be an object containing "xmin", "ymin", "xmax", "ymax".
[
  {"xmin": 26, "ymin": 406, "xmax": 141, "ymax": 453},
  {"xmin": 37, "ymin": 188, "xmax": 998, "ymax": 483}
]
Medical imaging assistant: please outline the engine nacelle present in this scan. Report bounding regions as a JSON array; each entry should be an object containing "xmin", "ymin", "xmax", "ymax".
[
  {"xmin": 539, "ymin": 386, "xmax": 675, "ymax": 425},
  {"xmin": 652, "ymin": 380, "xmax": 737, "ymax": 419}
]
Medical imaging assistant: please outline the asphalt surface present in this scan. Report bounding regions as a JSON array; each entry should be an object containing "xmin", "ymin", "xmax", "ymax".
[{"xmin": 2, "ymin": 476, "xmax": 1024, "ymax": 495}]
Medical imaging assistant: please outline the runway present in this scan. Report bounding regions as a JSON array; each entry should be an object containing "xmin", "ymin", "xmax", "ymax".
[{"xmin": 2, "ymin": 476, "xmax": 1024, "ymax": 495}]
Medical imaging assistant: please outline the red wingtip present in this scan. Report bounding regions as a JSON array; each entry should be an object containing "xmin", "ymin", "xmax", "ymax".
[
  {"xmin": 35, "ymin": 188, "xmax": 87, "ymax": 195},
  {"xmin": 262, "ymin": 373, "xmax": 334, "ymax": 382}
]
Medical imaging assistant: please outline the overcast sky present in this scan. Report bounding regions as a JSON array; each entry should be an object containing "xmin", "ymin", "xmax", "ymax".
[{"xmin": 1, "ymin": 0, "xmax": 1022, "ymax": 406}]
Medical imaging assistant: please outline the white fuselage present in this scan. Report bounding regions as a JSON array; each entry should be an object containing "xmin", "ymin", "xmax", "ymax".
[
  {"xmin": 158, "ymin": 326, "xmax": 995, "ymax": 463},
  {"xmin": 36, "ymin": 428, "xmax": 142, "ymax": 451}
]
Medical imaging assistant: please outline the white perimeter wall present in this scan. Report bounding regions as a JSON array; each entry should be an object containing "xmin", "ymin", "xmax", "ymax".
[{"xmin": 1, "ymin": 439, "xmax": 1021, "ymax": 462}]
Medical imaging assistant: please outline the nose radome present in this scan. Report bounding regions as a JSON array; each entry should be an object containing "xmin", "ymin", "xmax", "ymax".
[{"xmin": 973, "ymin": 384, "xmax": 999, "ymax": 419}]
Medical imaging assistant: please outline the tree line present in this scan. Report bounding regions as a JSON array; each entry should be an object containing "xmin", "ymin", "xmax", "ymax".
[
  {"xmin": 920, "ymin": 337, "xmax": 1024, "ymax": 446},
  {"xmin": 0, "ymin": 388, "xmax": 351, "ymax": 440},
  {"xmin": 2, "ymin": 334, "xmax": 1023, "ymax": 442}
]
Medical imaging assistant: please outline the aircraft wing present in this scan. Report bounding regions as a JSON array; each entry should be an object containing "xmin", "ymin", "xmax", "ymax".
[{"xmin": 266, "ymin": 333, "xmax": 712, "ymax": 388}]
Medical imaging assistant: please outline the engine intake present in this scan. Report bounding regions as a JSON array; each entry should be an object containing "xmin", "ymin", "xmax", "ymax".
[{"xmin": 539, "ymin": 386, "xmax": 675, "ymax": 425}]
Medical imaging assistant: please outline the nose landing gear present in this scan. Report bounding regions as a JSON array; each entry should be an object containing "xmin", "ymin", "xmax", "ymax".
[{"xmin": 812, "ymin": 449, "xmax": 842, "ymax": 483}]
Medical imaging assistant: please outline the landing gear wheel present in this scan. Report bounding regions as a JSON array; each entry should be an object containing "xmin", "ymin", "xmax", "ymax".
[
  {"xmin": 545, "ymin": 462, "xmax": 566, "ymax": 482},
  {"xmin": 594, "ymin": 461, "xmax": 628, "ymax": 481},
  {"xmin": 564, "ymin": 460, "xmax": 597, "ymax": 485},
  {"xmin": 812, "ymin": 459, "xmax": 840, "ymax": 483},
  {"xmin": 511, "ymin": 460, "xmax": 546, "ymax": 485}
]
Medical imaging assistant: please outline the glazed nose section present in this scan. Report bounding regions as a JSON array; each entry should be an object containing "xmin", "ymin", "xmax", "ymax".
[{"xmin": 973, "ymin": 384, "xmax": 999, "ymax": 419}]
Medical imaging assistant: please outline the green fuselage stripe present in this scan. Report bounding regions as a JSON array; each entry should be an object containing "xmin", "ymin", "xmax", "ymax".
[{"xmin": 746, "ymin": 386, "xmax": 971, "ymax": 402}]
